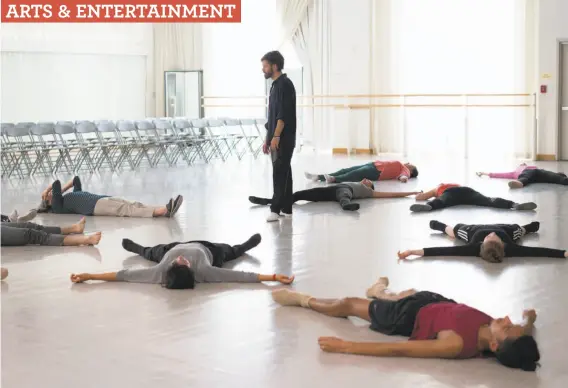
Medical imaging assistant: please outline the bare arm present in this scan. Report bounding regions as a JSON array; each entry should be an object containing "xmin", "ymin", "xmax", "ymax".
[
  {"xmin": 70, "ymin": 272, "xmax": 118, "ymax": 283},
  {"xmin": 319, "ymin": 337, "xmax": 462, "ymax": 359},
  {"xmin": 373, "ymin": 191, "xmax": 421, "ymax": 198},
  {"xmin": 415, "ymin": 188, "xmax": 437, "ymax": 201},
  {"xmin": 274, "ymin": 120, "xmax": 285, "ymax": 138}
]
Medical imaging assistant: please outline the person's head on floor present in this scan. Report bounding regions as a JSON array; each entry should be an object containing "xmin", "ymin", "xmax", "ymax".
[
  {"xmin": 480, "ymin": 233, "xmax": 505, "ymax": 263},
  {"xmin": 261, "ymin": 51, "xmax": 284, "ymax": 80},
  {"xmin": 488, "ymin": 317, "xmax": 540, "ymax": 371},
  {"xmin": 405, "ymin": 163, "xmax": 419, "ymax": 178},
  {"xmin": 164, "ymin": 256, "xmax": 195, "ymax": 289},
  {"xmin": 360, "ymin": 178, "xmax": 375, "ymax": 190}
]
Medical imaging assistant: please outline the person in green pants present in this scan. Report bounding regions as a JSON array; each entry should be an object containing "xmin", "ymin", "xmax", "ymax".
[{"xmin": 305, "ymin": 160, "xmax": 418, "ymax": 184}]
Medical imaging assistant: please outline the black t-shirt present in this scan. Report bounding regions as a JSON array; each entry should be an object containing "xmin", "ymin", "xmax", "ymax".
[{"xmin": 266, "ymin": 74, "xmax": 296, "ymax": 148}]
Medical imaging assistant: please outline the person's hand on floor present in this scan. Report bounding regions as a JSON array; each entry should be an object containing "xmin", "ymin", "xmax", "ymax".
[
  {"xmin": 70, "ymin": 273, "xmax": 91, "ymax": 283},
  {"xmin": 399, "ymin": 176, "xmax": 408, "ymax": 183},
  {"xmin": 476, "ymin": 172, "xmax": 488, "ymax": 177},
  {"xmin": 318, "ymin": 337, "xmax": 351, "ymax": 353},
  {"xmin": 276, "ymin": 274, "xmax": 295, "ymax": 284},
  {"xmin": 397, "ymin": 250, "xmax": 413, "ymax": 260}
]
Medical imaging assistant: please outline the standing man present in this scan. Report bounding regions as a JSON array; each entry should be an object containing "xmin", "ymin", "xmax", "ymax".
[{"xmin": 260, "ymin": 51, "xmax": 297, "ymax": 222}]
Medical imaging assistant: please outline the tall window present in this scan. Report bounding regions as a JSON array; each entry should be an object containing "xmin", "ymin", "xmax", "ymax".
[{"xmin": 393, "ymin": 0, "xmax": 533, "ymax": 160}]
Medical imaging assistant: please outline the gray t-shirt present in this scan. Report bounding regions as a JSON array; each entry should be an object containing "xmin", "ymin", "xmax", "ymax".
[
  {"xmin": 115, "ymin": 243, "xmax": 259, "ymax": 284},
  {"xmin": 341, "ymin": 182, "xmax": 374, "ymax": 199}
]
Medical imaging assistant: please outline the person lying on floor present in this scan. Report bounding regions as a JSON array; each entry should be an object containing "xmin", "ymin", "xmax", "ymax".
[
  {"xmin": 1, "ymin": 209, "xmax": 38, "ymax": 223},
  {"xmin": 1, "ymin": 218, "xmax": 101, "ymax": 246},
  {"xmin": 38, "ymin": 176, "xmax": 183, "ymax": 218},
  {"xmin": 409, "ymin": 183, "xmax": 537, "ymax": 212},
  {"xmin": 476, "ymin": 163, "xmax": 568, "ymax": 189},
  {"xmin": 272, "ymin": 277, "xmax": 540, "ymax": 371},
  {"xmin": 250, "ymin": 179, "xmax": 422, "ymax": 214},
  {"xmin": 70, "ymin": 233, "xmax": 295, "ymax": 289},
  {"xmin": 397, "ymin": 220, "xmax": 567, "ymax": 262},
  {"xmin": 305, "ymin": 160, "xmax": 418, "ymax": 183}
]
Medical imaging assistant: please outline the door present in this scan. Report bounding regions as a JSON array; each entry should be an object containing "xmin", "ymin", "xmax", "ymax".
[
  {"xmin": 164, "ymin": 71, "xmax": 203, "ymax": 119},
  {"xmin": 560, "ymin": 43, "xmax": 568, "ymax": 160}
]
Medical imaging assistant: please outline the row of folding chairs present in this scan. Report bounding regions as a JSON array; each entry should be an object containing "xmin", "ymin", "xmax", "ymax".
[{"xmin": 1, "ymin": 118, "xmax": 267, "ymax": 178}]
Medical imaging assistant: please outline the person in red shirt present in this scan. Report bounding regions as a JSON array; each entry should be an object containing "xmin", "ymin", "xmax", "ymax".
[
  {"xmin": 304, "ymin": 160, "xmax": 418, "ymax": 184},
  {"xmin": 272, "ymin": 277, "xmax": 540, "ymax": 371},
  {"xmin": 410, "ymin": 184, "xmax": 537, "ymax": 212}
]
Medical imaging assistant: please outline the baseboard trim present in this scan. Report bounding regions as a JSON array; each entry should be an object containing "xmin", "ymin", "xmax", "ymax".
[
  {"xmin": 332, "ymin": 148, "xmax": 376, "ymax": 155},
  {"xmin": 536, "ymin": 154, "xmax": 556, "ymax": 161}
]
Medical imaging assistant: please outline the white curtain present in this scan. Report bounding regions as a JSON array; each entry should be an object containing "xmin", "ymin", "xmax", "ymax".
[
  {"xmin": 275, "ymin": 0, "xmax": 311, "ymax": 49},
  {"xmin": 281, "ymin": 0, "xmax": 331, "ymax": 150},
  {"xmin": 153, "ymin": 24, "xmax": 202, "ymax": 117},
  {"xmin": 390, "ymin": 0, "xmax": 535, "ymax": 160}
]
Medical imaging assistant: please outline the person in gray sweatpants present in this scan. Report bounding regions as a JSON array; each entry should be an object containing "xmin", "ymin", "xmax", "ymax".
[{"xmin": 1, "ymin": 218, "xmax": 101, "ymax": 247}]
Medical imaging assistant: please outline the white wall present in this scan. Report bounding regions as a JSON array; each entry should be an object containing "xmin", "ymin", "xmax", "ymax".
[
  {"xmin": 0, "ymin": 24, "xmax": 153, "ymax": 122},
  {"xmin": 201, "ymin": 0, "xmax": 276, "ymax": 119},
  {"xmin": 537, "ymin": 0, "xmax": 568, "ymax": 156},
  {"xmin": 328, "ymin": 0, "xmax": 372, "ymax": 150}
]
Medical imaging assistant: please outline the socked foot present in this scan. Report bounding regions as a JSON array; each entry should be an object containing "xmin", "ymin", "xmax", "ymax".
[
  {"xmin": 272, "ymin": 289, "xmax": 313, "ymax": 307},
  {"xmin": 410, "ymin": 204, "xmax": 433, "ymax": 212},
  {"xmin": 249, "ymin": 196, "xmax": 271, "ymax": 206},
  {"xmin": 366, "ymin": 277, "xmax": 390, "ymax": 299},
  {"xmin": 513, "ymin": 202, "xmax": 537, "ymax": 211},
  {"xmin": 508, "ymin": 180, "xmax": 524, "ymax": 189}
]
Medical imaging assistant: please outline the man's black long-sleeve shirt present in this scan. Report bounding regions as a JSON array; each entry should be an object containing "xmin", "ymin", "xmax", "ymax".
[{"xmin": 266, "ymin": 73, "xmax": 296, "ymax": 148}]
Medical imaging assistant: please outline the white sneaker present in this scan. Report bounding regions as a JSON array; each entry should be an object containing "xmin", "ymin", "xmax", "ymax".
[
  {"xmin": 304, "ymin": 172, "xmax": 319, "ymax": 182},
  {"xmin": 281, "ymin": 212, "xmax": 293, "ymax": 218},
  {"xmin": 266, "ymin": 212, "xmax": 280, "ymax": 222}
]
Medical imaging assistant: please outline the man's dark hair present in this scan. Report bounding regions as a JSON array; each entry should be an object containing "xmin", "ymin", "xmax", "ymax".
[
  {"xmin": 409, "ymin": 166, "xmax": 419, "ymax": 178},
  {"xmin": 495, "ymin": 336, "xmax": 540, "ymax": 371},
  {"xmin": 164, "ymin": 264, "xmax": 196, "ymax": 290},
  {"xmin": 261, "ymin": 51, "xmax": 285, "ymax": 71}
]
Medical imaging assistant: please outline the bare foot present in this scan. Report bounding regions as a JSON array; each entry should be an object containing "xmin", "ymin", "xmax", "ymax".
[
  {"xmin": 72, "ymin": 217, "xmax": 87, "ymax": 234},
  {"xmin": 1, "ymin": 267, "xmax": 8, "ymax": 280},
  {"xmin": 366, "ymin": 276, "xmax": 390, "ymax": 299},
  {"xmin": 86, "ymin": 232, "xmax": 102, "ymax": 246}
]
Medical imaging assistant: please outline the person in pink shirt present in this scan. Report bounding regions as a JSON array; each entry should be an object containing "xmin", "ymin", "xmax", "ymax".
[
  {"xmin": 272, "ymin": 277, "xmax": 540, "ymax": 371},
  {"xmin": 477, "ymin": 163, "xmax": 568, "ymax": 188},
  {"xmin": 305, "ymin": 160, "xmax": 418, "ymax": 183}
]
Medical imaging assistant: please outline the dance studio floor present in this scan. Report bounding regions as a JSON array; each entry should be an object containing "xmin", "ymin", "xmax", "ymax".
[{"xmin": 1, "ymin": 153, "xmax": 567, "ymax": 388}]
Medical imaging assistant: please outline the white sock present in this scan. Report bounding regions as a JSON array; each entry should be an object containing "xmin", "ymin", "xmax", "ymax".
[
  {"xmin": 324, "ymin": 174, "xmax": 334, "ymax": 183},
  {"xmin": 304, "ymin": 172, "xmax": 319, "ymax": 182},
  {"xmin": 8, "ymin": 210, "xmax": 18, "ymax": 222}
]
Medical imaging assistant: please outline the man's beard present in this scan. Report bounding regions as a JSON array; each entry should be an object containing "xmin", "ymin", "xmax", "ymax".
[{"xmin": 263, "ymin": 71, "xmax": 272, "ymax": 79}]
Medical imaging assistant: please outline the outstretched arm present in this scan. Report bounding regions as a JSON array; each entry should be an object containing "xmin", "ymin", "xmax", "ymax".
[
  {"xmin": 318, "ymin": 336, "xmax": 462, "ymax": 358},
  {"xmin": 398, "ymin": 244, "xmax": 480, "ymax": 260},
  {"xmin": 415, "ymin": 188, "xmax": 437, "ymax": 201},
  {"xmin": 507, "ymin": 245, "xmax": 567, "ymax": 258},
  {"xmin": 373, "ymin": 190, "xmax": 422, "ymax": 198},
  {"xmin": 71, "ymin": 272, "xmax": 118, "ymax": 283},
  {"xmin": 199, "ymin": 266, "xmax": 295, "ymax": 284}
]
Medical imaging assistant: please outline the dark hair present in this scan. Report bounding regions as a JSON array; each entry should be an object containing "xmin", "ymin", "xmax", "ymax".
[
  {"xmin": 370, "ymin": 183, "xmax": 375, "ymax": 190},
  {"xmin": 480, "ymin": 240, "xmax": 505, "ymax": 263},
  {"xmin": 164, "ymin": 263, "xmax": 196, "ymax": 289},
  {"xmin": 495, "ymin": 336, "xmax": 540, "ymax": 371},
  {"xmin": 261, "ymin": 51, "xmax": 285, "ymax": 71},
  {"xmin": 408, "ymin": 165, "xmax": 419, "ymax": 178}
]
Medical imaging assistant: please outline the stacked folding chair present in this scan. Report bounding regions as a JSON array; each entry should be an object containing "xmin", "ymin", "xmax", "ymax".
[{"xmin": 0, "ymin": 117, "xmax": 271, "ymax": 178}]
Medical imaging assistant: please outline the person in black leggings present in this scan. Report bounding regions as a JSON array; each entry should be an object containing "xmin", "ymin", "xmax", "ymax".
[
  {"xmin": 410, "ymin": 183, "xmax": 537, "ymax": 212},
  {"xmin": 249, "ymin": 180, "xmax": 421, "ymax": 213},
  {"xmin": 121, "ymin": 233, "xmax": 262, "ymax": 267},
  {"xmin": 510, "ymin": 169, "xmax": 568, "ymax": 188}
]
